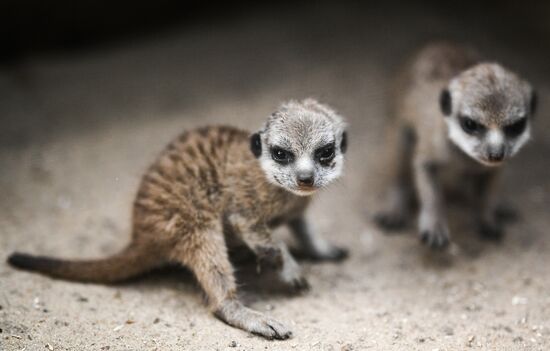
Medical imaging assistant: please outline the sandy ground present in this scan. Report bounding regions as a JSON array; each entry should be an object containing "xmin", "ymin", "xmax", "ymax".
[{"xmin": 1, "ymin": 3, "xmax": 550, "ymax": 350}]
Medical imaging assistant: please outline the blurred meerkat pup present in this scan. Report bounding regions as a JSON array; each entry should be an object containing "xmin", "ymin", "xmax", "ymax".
[
  {"xmin": 8, "ymin": 99, "xmax": 348, "ymax": 339},
  {"xmin": 375, "ymin": 42, "xmax": 537, "ymax": 249}
]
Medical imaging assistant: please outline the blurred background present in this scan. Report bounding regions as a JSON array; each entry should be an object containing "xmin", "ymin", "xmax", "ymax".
[
  {"xmin": 1, "ymin": 0, "xmax": 549, "ymax": 141},
  {"xmin": 1, "ymin": 1, "xmax": 549, "ymax": 350}
]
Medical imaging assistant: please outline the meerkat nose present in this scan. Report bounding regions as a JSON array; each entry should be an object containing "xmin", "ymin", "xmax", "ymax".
[
  {"xmin": 488, "ymin": 147, "xmax": 505, "ymax": 162},
  {"xmin": 297, "ymin": 172, "xmax": 314, "ymax": 187}
]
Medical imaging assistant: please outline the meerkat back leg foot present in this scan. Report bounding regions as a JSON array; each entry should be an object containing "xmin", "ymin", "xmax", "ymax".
[
  {"xmin": 215, "ymin": 300, "xmax": 292, "ymax": 340},
  {"xmin": 173, "ymin": 228, "xmax": 292, "ymax": 339},
  {"xmin": 374, "ymin": 185, "xmax": 413, "ymax": 231},
  {"xmin": 288, "ymin": 217, "xmax": 348, "ymax": 262},
  {"xmin": 374, "ymin": 126, "xmax": 415, "ymax": 232}
]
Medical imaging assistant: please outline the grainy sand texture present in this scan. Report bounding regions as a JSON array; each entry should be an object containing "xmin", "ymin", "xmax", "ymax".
[{"xmin": 1, "ymin": 3, "xmax": 549, "ymax": 350}]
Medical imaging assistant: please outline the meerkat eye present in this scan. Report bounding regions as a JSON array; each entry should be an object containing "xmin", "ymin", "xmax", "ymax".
[
  {"xmin": 459, "ymin": 116, "xmax": 485, "ymax": 135},
  {"xmin": 504, "ymin": 118, "xmax": 527, "ymax": 138},
  {"xmin": 270, "ymin": 147, "xmax": 294, "ymax": 164},
  {"xmin": 315, "ymin": 143, "xmax": 336, "ymax": 165}
]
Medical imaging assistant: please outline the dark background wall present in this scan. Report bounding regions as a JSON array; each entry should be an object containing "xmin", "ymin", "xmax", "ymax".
[{"xmin": 2, "ymin": 0, "xmax": 549, "ymax": 61}]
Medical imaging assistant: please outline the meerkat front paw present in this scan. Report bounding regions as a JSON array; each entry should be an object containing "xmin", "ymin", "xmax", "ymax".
[
  {"xmin": 494, "ymin": 204, "xmax": 519, "ymax": 224},
  {"xmin": 279, "ymin": 260, "xmax": 310, "ymax": 293},
  {"xmin": 280, "ymin": 268, "xmax": 310, "ymax": 293},
  {"xmin": 255, "ymin": 246, "xmax": 284, "ymax": 271},
  {"xmin": 418, "ymin": 213, "xmax": 450, "ymax": 249},
  {"xmin": 478, "ymin": 220, "xmax": 503, "ymax": 241},
  {"xmin": 374, "ymin": 210, "xmax": 409, "ymax": 231},
  {"xmin": 285, "ymin": 274, "xmax": 310, "ymax": 293},
  {"xmin": 313, "ymin": 245, "xmax": 348, "ymax": 262}
]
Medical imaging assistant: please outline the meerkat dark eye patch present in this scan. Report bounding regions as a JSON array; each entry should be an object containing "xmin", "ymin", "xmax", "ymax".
[
  {"xmin": 340, "ymin": 131, "xmax": 348, "ymax": 154},
  {"xmin": 504, "ymin": 118, "xmax": 527, "ymax": 138},
  {"xmin": 440, "ymin": 89, "xmax": 452, "ymax": 116},
  {"xmin": 270, "ymin": 147, "xmax": 294, "ymax": 164},
  {"xmin": 250, "ymin": 133, "xmax": 262, "ymax": 158},
  {"xmin": 315, "ymin": 143, "xmax": 336, "ymax": 166},
  {"xmin": 459, "ymin": 116, "xmax": 486, "ymax": 135}
]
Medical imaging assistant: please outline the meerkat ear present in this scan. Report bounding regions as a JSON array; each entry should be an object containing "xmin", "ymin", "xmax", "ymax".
[
  {"xmin": 340, "ymin": 131, "xmax": 348, "ymax": 154},
  {"xmin": 440, "ymin": 89, "xmax": 452, "ymax": 116},
  {"xmin": 530, "ymin": 90, "xmax": 538, "ymax": 116},
  {"xmin": 250, "ymin": 132, "xmax": 262, "ymax": 158}
]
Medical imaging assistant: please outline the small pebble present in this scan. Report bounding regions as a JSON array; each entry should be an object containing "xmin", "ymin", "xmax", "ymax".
[
  {"xmin": 229, "ymin": 340, "xmax": 237, "ymax": 347},
  {"xmin": 341, "ymin": 344, "xmax": 353, "ymax": 351},
  {"xmin": 442, "ymin": 326, "xmax": 454, "ymax": 336},
  {"xmin": 45, "ymin": 344, "xmax": 53, "ymax": 351},
  {"xmin": 467, "ymin": 335, "xmax": 475, "ymax": 347},
  {"xmin": 512, "ymin": 296, "xmax": 528, "ymax": 305}
]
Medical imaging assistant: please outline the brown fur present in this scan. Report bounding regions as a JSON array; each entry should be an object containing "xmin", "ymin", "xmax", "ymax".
[
  {"xmin": 8, "ymin": 125, "xmax": 320, "ymax": 339},
  {"xmin": 9, "ymin": 99, "xmax": 345, "ymax": 339},
  {"xmin": 375, "ymin": 42, "xmax": 534, "ymax": 248}
]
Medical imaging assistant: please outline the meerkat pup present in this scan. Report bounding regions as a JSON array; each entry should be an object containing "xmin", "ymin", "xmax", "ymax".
[
  {"xmin": 8, "ymin": 99, "xmax": 348, "ymax": 339},
  {"xmin": 374, "ymin": 42, "xmax": 537, "ymax": 249}
]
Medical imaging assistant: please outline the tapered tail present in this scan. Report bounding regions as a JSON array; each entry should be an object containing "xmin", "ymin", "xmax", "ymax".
[{"xmin": 7, "ymin": 245, "xmax": 161, "ymax": 283}]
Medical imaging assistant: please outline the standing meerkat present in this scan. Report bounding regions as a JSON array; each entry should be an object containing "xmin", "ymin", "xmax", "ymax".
[
  {"xmin": 7, "ymin": 98, "xmax": 348, "ymax": 339},
  {"xmin": 374, "ymin": 42, "xmax": 537, "ymax": 248}
]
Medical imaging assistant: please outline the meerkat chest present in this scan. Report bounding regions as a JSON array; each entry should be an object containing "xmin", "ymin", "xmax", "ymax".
[
  {"xmin": 266, "ymin": 196, "xmax": 310, "ymax": 227},
  {"xmin": 439, "ymin": 144, "xmax": 490, "ymax": 196}
]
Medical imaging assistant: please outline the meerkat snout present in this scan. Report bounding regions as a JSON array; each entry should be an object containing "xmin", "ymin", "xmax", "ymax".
[
  {"xmin": 250, "ymin": 98, "xmax": 347, "ymax": 196},
  {"xmin": 441, "ymin": 63, "xmax": 536, "ymax": 167}
]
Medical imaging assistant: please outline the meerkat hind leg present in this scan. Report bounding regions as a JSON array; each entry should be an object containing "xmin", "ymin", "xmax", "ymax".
[
  {"xmin": 173, "ymin": 228, "xmax": 292, "ymax": 339},
  {"xmin": 374, "ymin": 126, "xmax": 416, "ymax": 231},
  {"xmin": 288, "ymin": 217, "xmax": 348, "ymax": 262}
]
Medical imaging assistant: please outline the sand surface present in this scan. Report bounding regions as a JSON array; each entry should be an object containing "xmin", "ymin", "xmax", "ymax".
[{"xmin": 1, "ymin": 3, "xmax": 550, "ymax": 350}]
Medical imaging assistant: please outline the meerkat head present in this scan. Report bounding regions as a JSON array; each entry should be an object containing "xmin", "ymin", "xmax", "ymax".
[
  {"xmin": 250, "ymin": 98, "xmax": 347, "ymax": 196},
  {"xmin": 440, "ymin": 63, "xmax": 537, "ymax": 167}
]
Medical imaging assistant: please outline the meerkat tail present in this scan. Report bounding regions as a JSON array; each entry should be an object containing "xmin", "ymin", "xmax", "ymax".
[{"xmin": 7, "ymin": 245, "xmax": 161, "ymax": 283}]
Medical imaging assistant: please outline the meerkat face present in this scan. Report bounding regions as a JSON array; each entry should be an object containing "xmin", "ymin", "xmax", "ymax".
[
  {"xmin": 440, "ymin": 63, "xmax": 537, "ymax": 167},
  {"xmin": 250, "ymin": 99, "xmax": 347, "ymax": 196}
]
